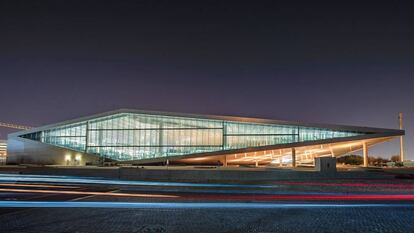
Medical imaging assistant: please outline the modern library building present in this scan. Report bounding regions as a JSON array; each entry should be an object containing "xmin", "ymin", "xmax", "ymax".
[{"xmin": 7, "ymin": 109, "xmax": 404, "ymax": 167}]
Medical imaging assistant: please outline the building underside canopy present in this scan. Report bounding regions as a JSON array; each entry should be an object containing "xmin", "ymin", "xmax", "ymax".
[{"xmin": 179, "ymin": 136, "xmax": 393, "ymax": 165}]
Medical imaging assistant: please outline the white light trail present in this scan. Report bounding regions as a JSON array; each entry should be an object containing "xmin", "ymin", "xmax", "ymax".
[{"xmin": 0, "ymin": 201, "xmax": 413, "ymax": 209}]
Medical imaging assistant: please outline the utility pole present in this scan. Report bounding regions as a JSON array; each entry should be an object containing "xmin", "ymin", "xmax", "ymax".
[{"xmin": 398, "ymin": 113, "xmax": 405, "ymax": 162}]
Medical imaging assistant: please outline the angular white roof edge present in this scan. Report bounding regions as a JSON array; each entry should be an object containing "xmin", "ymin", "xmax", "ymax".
[{"xmin": 9, "ymin": 108, "xmax": 404, "ymax": 138}]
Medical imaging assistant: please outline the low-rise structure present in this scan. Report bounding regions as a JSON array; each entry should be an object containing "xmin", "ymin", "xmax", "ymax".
[{"xmin": 7, "ymin": 109, "xmax": 404, "ymax": 167}]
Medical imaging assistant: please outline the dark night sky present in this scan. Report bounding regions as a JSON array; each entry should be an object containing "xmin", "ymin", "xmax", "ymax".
[{"xmin": 0, "ymin": 1, "xmax": 413, "ymax": 159}]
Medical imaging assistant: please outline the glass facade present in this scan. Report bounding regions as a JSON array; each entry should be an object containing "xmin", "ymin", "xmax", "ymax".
[{"xmin": 20, "ymin": 112, "xmax": 363, "ymax": 161}]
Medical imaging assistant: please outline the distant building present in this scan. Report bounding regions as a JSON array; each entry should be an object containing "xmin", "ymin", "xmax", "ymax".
[{"xmin": 7, "ymin": 109, "xmax": 404, "ymax": 167}]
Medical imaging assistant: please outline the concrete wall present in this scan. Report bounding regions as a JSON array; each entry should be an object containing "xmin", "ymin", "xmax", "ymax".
[
  {"xmin": 7, "ymin": 136, "xmax": 99, "ymax": 165},
  {"xmin": 10, "ymin": 166, "xmax": 393, "ymax": 182}
]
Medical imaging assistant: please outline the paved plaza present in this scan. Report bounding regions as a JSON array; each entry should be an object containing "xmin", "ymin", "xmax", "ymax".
[{"xmin": 1, "ymin": 205, "xmax": 414, "ymax": 233}]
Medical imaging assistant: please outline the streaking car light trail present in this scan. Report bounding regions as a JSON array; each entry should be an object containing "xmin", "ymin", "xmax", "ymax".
[
  {"xmin": 280, "ymin": 181, "xmax": 414, "ymax": 188},
  {"xmin": 187, "ymin": 194, "xmax": 414, "ymax": 201},
  {"xmin": 0, "ymin": 188, "xmax": 178, "ymax": 198},
  {"xmin": 0, "ymin": 183, "xmax": 80, "ymax": 189},
  {"xmin": 2, "ymin": 187, "xmax": 414, "ymax": 201},
  {"xmin": 0, "ymin": 201, "xmax": 413, "ymax": 209},
  {"xmin": 0, "ymin": 174, "xmax": 275, "ymax": 188}
]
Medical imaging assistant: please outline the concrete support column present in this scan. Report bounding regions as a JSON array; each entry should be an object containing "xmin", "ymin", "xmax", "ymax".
[
  {"xmin": 329, "ymin": 146, "xmax": 335, "ymax": 157},
  {"xmin": 254, "ymin": 152, "xmax": 258, "ymax": 167},
  {"xmin": 363, "ymin": 142, "xmax": 368, "ymax": 167},
  {"xmin": 399, "ymin": 113, "xmax": 405, "ymax": 162},
  {"xmin": 291, "ymin": 148, "xmax": 296, "ymax": 167}
]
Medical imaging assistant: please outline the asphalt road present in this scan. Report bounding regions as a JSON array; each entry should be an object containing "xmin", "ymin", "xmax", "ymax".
[{"xmin": 0, "ymin": 173, "xmax": 413, "ymax": 233}]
